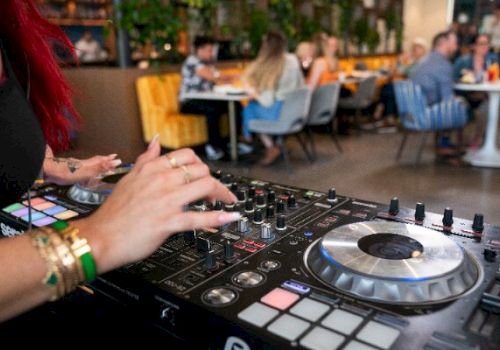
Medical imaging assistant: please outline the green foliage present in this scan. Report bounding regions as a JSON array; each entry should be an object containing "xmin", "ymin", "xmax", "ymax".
[
  {"xmin": 247, "ymin": 9, "xmax": 269, "ymax": 56},
  {"xmin": 116, "ymin": 0, "xmax": 184, "ymax": 58}
]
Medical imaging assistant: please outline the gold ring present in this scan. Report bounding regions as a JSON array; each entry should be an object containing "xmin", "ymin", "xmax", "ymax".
[
  {"xmin": 180, "ymin": 165, "xmax": 191, "ymax": 184},
  {"xmin": 166, "ymin": 155, "xmax": 178, "ymax": 168}
]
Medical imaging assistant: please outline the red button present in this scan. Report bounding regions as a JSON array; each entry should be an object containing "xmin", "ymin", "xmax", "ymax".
[
  {"xmin": 234, "ymin": 243, "xmax": 246, "ymax": 250},
  {"xmin": 243, "ymin": 239, "xmax": 255, "ymax": 245},
  {"xmin": 254, "ymin": 242, "xmax": 266, "ymax": 248},
  {"xmin": 245, "ymin": 246, "xmax": 257, "ymax": 253}
]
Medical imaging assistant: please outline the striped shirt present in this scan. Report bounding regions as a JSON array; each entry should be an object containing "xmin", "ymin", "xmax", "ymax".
[
  {"xmin": 410, "ymin": 52, "xmax": 454, "ymax": 105},
  {"xmin": 179, "ymin": 55, "xmax": 214, "ymax": 102}
]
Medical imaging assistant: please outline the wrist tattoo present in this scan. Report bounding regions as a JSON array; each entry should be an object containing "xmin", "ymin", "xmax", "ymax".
[{"xmin": 49, "ymin": 157, "xmax": 82, "ymax": 173}]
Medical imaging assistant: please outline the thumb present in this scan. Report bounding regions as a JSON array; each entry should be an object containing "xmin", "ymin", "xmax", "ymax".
[{"xmin": 135, "ymin": 134, "xmax": 161, "ymax": 168}]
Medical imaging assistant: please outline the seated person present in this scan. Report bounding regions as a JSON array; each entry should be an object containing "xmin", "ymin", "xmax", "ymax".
[
  {"xmin": 179, "ymin": 36, "xmax": 251, "ymax": 160},
  {"xmin": 74, "ymin": 30, "xmax": 108, "ymax": 63},
  {"xmin": 454, "ymin": 33, "xmax": 497, "ymax": 146},
  {"xmin": 242, "ymin": 31, "xmax": 305, "ymax": 166},
  {"xmin": 410, "ymin": 30, "xmax": 466, "ymax": 157},
  {"xmin": 295, "ymin": 41, "xmax": 316, "ymax": 77},
  {"xmin": 307, "ymin": 33, "xmax": 341, "ymax": 89}
]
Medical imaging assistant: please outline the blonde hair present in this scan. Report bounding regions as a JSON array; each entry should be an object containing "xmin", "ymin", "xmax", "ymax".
[{"xmin": 244, "ymin": 31, "xmax": 287, "ymax": 92}]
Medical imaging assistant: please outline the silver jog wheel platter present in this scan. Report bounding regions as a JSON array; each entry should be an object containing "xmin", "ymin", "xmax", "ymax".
[
  {"xmin": 67, "ymin": 166, "xmax": 131, "ymax": 205},
  {"xmin": 305, "ymin": 222, "xmax": 482, "ymax": 305}
]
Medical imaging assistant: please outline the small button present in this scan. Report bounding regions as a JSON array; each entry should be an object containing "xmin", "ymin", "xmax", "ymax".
[
  {"xmin": 267, "ymin": 314, "xmax": 310, "ymax": 341},
  {"xmin": 304, "ymin": 231, "xmax": 314, "ymax": 237},
  {"xmin": 290, "ymin": 298, "xmax": 330, "ymax": 322},
  {"xmin": 356, "ymin": 321, "xmax": 400, "ymax": 349},
  {"xmin": 261, "ymin": 260, "xmax": 280, "ymax": 271},
  {"xmin": 299, "ymin": 326, "xmax": 345, "ymax": 350},
  {"xmin": 254, "ymin": 242, "xmax": 267, "ymax": 249},
  {"xmin": 321, "ymin": 309, "xmax": 363, "ymax": 335},
  {"xmin": 244, "ymin": 246, "xmax": 257, "ymax": 253},
  {"xmin": 238, "ymin": 302, "xmax": 278, "ymax": 327},
  {"xmin": 261, "ymin": 287, "xmax": 299, "ymax": 310}
]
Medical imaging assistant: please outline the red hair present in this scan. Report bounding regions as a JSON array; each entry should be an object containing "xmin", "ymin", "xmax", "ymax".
[{"xmin": 0, "ymin": 0, "xmax": 80, "ymax": 151}]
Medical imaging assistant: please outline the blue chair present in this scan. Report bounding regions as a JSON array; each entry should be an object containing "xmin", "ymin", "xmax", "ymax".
[{"xmin": 393, "ymin": 80, "xmax": 468, "ymax": 164}]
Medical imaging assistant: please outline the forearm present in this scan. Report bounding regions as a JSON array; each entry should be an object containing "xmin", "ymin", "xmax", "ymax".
[{"xmin": 0, "ymin": 234, "xmax": 53, "ymax": 322}]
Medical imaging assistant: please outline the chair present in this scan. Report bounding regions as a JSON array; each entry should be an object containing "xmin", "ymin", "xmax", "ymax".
[
  {"xmin": 306, "ymin": 83, "xmax": 342, "ymax": 158},
  {"xmin": 393, "ymin": 80, "xmax": 468, "ymax": 164},
  {"xmin": 248, "ymin": 87, "xmax": 313, "ymax": 168},
  {"xmin": 338, "ymin": 76, "xmax": 378, "ymax": 132},
  {"xmin": 136, "ymin": 73, "xmax": 229, "ymax": 149}
]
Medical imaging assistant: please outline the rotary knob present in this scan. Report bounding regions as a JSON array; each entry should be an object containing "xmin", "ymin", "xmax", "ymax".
[
  {"xmin": 224, "ymin": 240, "xmax": 236, "ymax": 262},
  {"xmin": 253, "ymin": 209, "xmax": 264, "ymax": 224},
  {"xmin": 230, "ymin": 182, "xmax": 238, "ymax": 193},
  {"xmin": 261, "ymin": 222, "xmax": 273, "ymax": 239},
  {"xmin": 238, "ymin": 216, "xmax": 249, "ymax": 233},
  {"xmin": 256, "ymin": 194, "xmax": 266, "ymax": 208},
  {"xmin": 276, "ymin": 214, "xmax": 287, "ymax": 231},
  {"xmin": 288, "ymin": 194, "xmax": 297, "ymax": 208},
  {"xmin": 245, "ymin": 199, "xmax": 254, "ymax": 213},
  {"xmin": 415, "ymin": 202, "xmax": 425, "ymax": 222},
  {"xmin": 389, "ymin": 197, "xmax": 399, "ymax": 215},
  {"xmin": 327, "ymin": 188, "xmax": 338, "ymax": 204},
  {"xmin": 237, "ymin": 190, "xmax": 246, "ymax": 203},
  {"xmin": 266, "ymin": 205, "xmax": 275, "ymax": 219},
  {"xmin": 248, "ymin": 186, "xmax": 256, "ymax": 198},
  {"xmin": 277, "ymin": 200, "xmax": 286, "ymax": 214},
  {"xmin": 472, "ymin": 213, "xmax": 484, "ymax": 233},
  {"xmin": 267, "ymin": 190, "xmax": 276, "ymax": 203},
  {"xmin": 213, "ymin": 201, "xmax": 223, "ymax": 211},
  {"xmin": 442, "ymin": 208, "xmax": 454, "ymax": 227},
  {"xmin": 205, "ymin": 250, "xmax": 217, "ymax": 270}
]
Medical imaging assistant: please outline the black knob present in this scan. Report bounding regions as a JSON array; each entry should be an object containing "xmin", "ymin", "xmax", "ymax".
[
  {"xmin": 472, "ymin": 214, "xmax": 484, "ymax": 233},
  {"xmin": 221, "ymin": 174, "xmax": 233, "ymax": 184},
  {"xmin": 266, "ymin": 205, "xmax": 275, "ymax": 219},
  {"xmin": 483, "ymin": 248, "xmax": 497, "ymax": 262},
  {"xmin": 276, "ymin": 215, "xmax": 286, "ymax": 230},
  {"xmin": 267, "ymin": 190, "xmax": 276, "ymax": 203},
  {"xmin": 237, "ymin": 190, "xmax": 246, "ymax": 202},
  {"xmin": 230, "ymin": 182, "xmax": 238, "ymax": 193},
  {"xmin": 389, "ymin": 197, "xmax": 399, "ymax": 215},
  {"xmin": 415, "ymin": 202, "xmax": 425, "ymax": 221},
  {"xmin": 213, "ymin": 201, "xmax": 223, "ymax": 211},
  {"xmin": 288, "ymin": 194, "xmax": 297, "ymax": 208},
  {"xmin": 183, "ymin": 230, "xmax": 196, "ymax": 243},
  {"xmin": 442, "ymin": 208, "xmax": 454, "ymax": 227},
  {"xmin": 205, "ymin": 250, "xmax": 217, "ymax": 270},
  {"xmin": 232, "ymin": 202, "xmax": 242, "ymax": 212},
  {"xmin": 224, "ymin": 240, "xmax": 235, "ymax": 261},
  {"xmin": 327, "ymin": 188, "xmax": 337, "ymax": 203},
  {"xmin": 197, "ymin": 237, "xmax": 211, "ymax": 252},
  {"xmin": 253, "ymin": 209, "xmax": 264, "ymax": 224},
  {"xmin": 248, "ymin": 186, "xmax": 256, "ymax": 198},
  {"xmin": 245, "ymin": 198, "xmax": 254, "ymax": 213},
  {"xmin": 256, "ymin": 193, "xmax": 266, "ymax": 207},
  {"xmin": 277, "ymin": 200, "xmax": 286, "ymax": 213}
]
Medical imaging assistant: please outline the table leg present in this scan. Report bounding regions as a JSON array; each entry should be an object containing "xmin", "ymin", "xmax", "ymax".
[
  {"xmin": 465, "ymin": 91, "xmax": 500, "ymax": 167},
  {"xmin": 228, "ymin": 100, "xmax": 238, "ymax": 161}
]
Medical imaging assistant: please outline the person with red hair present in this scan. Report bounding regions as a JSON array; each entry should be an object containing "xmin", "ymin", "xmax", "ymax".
[{"xmin": 0, "ymin": 0, "xmax": 239, "ymax": 323}]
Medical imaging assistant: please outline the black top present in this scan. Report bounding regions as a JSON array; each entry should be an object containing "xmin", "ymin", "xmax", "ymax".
[{"xmin": 0, "ymin": 43, "xmax": 45, "ymax": 207}]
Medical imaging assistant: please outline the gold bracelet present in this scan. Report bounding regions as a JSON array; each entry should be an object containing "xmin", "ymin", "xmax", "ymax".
[
  {"xmin": 46, "ymin": 231, "xmax": 80, "ymax": 294},
  {"xmin": 30, "ymin": 230, "xmax": 65, "ymax": 301}
]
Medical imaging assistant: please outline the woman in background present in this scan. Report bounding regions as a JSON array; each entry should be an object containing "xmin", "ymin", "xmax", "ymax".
[
  {"xmin": 242, "ymin": 31, "xmax": 305, "ymax": 165},
  {"xmin": 307, "ymin": 33, "xmax": 340, "ymax": 89}
]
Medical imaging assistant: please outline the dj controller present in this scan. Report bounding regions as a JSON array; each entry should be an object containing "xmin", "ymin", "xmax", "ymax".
[{"xmin": 1, "ymin": 169, "xmax": 499, "ymax": 350}]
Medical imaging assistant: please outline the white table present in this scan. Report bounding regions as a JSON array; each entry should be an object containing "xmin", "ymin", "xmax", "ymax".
[
  {"xmin": 455, "ymin": 82, "xmax": 500, "ymax": 168},
  {"xmin": 183, "ymin": 91, "xmax": 248, "ymax": 161}
]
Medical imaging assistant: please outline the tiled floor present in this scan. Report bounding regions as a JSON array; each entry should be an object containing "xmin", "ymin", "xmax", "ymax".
[{"xmin": 215, "ymin": 132, "xmax": 500, "ymax": 226}]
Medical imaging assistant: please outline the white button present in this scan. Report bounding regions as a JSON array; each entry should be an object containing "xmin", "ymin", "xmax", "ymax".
[
  {"xmin": 267, "ymin": 314, "xmax": 310, "ymax": 341},
  {"xmin": 321, "ymin": 309, "xmax": 363, "ymax": 335},
  {"xmin": 237, "ymin": 302, "xmax": 278, "ymax": 327},
  {"xmin": 356, "ymin": 321, "xmax": 400, "ymax": 349},
  {"xmin": 343, "ymin": 340, "xmax": 378, "ymax": 350},
  {"xmin": 290, "ymin": 298, "xmax": 330, "ymax": 322},
  {"xmin": 299, "ymin": 326, "xmax": 345, "ymax": 350}
]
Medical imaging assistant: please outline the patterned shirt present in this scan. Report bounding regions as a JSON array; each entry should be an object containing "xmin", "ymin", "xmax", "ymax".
[
  {"xmin": 179, "ymin": 55, "xmax": 215, "ymax": 102},
  {"xmin": 410, "ymin": 51, "xmax": 454, "ymax": 105}
]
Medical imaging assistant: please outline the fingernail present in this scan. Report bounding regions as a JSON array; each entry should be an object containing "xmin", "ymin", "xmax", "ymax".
[
  {"xmin": 218, "ymin": 212, "xmax": 240, "ymax": 224},
  {"xmin": 109, "ymin": 153, "xmax": 118, "ymax": 159},
  {"xmin": 148, "ymin": 134, "xmax": 160, "ymax": 149},
  {"xmin": 111, "ymin": 159, "xmax": 122, "ymax": 167}
]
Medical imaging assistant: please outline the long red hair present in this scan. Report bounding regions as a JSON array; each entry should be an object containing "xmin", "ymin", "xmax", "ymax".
[{"xmin": 0, "ymin": 0, "xmax": 80, "ymax": 151}]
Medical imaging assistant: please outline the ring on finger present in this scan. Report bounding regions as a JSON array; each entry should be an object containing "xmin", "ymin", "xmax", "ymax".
[
  {"xmin": 166, "ymin": 155, "xmax": 178, "ymax": 168},
  {"xmin": 180, "ymin": 165, "xmax": 191, "ymax": 184}
]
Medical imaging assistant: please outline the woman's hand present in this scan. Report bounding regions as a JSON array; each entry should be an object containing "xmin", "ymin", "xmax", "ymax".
[
  {"xmin": 73, "ymin": 138, "xmax": 239, "ymax": 274},
  {"xmin": 43, "ymin": 146, "xmax": 121, "ymax": 185}
]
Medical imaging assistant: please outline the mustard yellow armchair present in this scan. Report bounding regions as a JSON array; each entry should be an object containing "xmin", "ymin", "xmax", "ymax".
[{"xmin": 136, "ymin": 73, "xmax": 208, "ymax": 149}]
